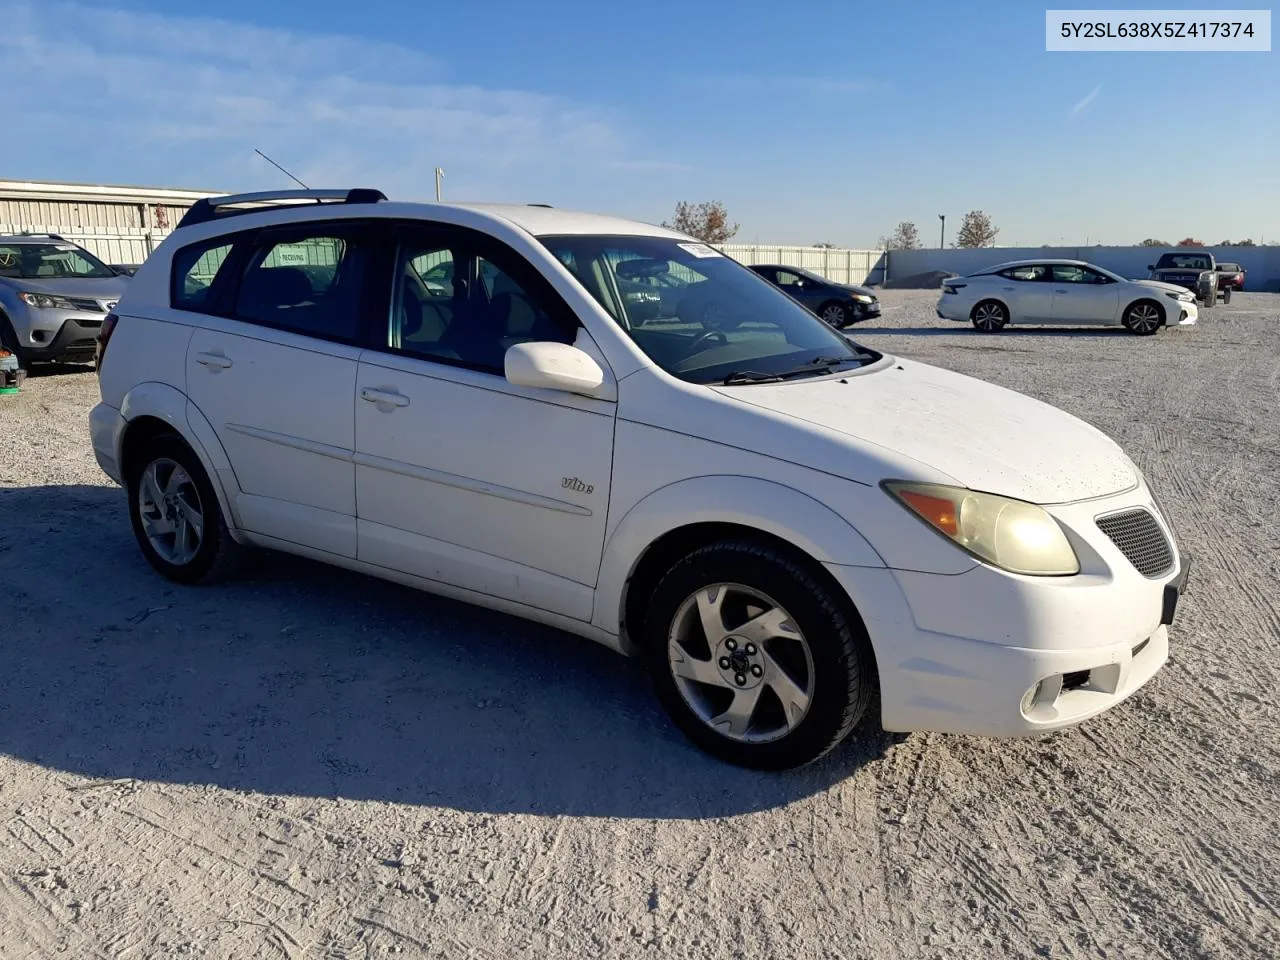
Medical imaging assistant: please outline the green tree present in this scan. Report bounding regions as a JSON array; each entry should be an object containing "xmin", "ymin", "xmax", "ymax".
[{"xmin": 955, "ymin": 210, "xmax": 999, "ymax": 248}]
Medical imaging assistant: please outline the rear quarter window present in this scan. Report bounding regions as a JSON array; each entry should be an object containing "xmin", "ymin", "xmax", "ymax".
[{"xmin": 171, "ymin": 237, "xmax": 238, "ymax": 312}]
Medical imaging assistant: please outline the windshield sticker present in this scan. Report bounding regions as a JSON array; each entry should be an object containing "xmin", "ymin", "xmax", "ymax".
[
  {"xmin": 56, "ymin": 244, "xmax": 78, "ymax": 250},
  {"xmin": 677, "ymin": 242, "xmax": 722, "ymax": 259}
]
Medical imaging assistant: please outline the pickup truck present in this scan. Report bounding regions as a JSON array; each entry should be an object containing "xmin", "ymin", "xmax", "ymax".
[
  {"xmin": 1215, "ymin": 261, "xmax": 1246, "ymax": 300},
  {"xmin": 1148, "ymin": 252, "xmax": 1218, "ymax": 305}
]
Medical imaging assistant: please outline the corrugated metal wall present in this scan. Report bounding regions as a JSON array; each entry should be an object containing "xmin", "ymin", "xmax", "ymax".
[
  {"xmin": 719, "ymin": 244, "xmax": 886, "ymax": 285},
  {"xmin": 0, "ymin": 198, "xmax": 194, "ymax": 265}
]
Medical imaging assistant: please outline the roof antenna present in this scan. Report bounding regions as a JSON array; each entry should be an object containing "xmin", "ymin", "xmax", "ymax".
[{"xmin": 254, "ymin": 148, "xmax": 309, "ymax": 189}]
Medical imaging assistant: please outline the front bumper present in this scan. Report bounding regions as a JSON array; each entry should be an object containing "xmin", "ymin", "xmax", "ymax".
[
  {"xmin": 824, "ymin": 484, "xmax": 1186, "ymax": 737},
  {"xmin": 25, "ymin": 315, "xmax": 106, "ymax": 361}
]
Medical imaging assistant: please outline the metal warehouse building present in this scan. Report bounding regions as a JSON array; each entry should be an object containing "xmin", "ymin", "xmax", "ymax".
[{"xmin": 0, "ymin": 179, "xmax": 219, "ymax": 266}]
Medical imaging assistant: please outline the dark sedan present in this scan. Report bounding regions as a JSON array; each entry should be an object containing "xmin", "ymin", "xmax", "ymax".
[{"xmin": 749, "ymin": 264, "xmax": 880, "ymax": 327}]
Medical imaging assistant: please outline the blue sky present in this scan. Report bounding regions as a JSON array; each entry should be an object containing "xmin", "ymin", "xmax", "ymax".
[{"xmin": 4, "ymin": 0, "xmax": 1277, "ymax": 246}]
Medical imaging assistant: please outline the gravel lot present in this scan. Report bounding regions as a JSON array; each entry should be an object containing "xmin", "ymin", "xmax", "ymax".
[{"xmin": 1, "ymin": 291, "xmax": 1277, "ymax": 960}]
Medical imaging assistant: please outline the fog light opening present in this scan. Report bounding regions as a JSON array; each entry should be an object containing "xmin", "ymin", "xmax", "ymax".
[{"xmin": 1021, "ymin": 673, "xmax": 1065, "ymax": 719}]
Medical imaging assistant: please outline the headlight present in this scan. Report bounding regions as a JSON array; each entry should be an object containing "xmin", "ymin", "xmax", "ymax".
[
  {"xmin": 18, "ymin": 292, "xmax": 75, "ymax": 310},
  {"xmin": 884, "ymin": 481, "xmax": 1080, "ymax": 576},
  {"xmin": 851, "ymin": 294, "xmax": 873, "ymax": 303},
  {"xmin": 1164, "ymin": 291, "xmax": 1193, "ymax": 303}
]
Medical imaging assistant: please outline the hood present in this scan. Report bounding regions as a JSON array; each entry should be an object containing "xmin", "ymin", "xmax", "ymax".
[
  {"xmin": 712, "ymin": 359, "xmax": 1137, "ymax": 504},
  {"xmin": 838, "ymin": 283, "xmax": 876, "ymax": 298},
  {"xmin": 1132, "ymin": 279, "xmax": 1195, "ymax": 295},
  {"xmin": 10, "ymin": 276, "xmax": 129, "ymax": 300}
]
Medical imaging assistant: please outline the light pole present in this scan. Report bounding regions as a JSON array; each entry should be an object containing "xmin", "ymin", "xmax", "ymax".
[
  {"xmin": 435, "ymin": 167, "xmax": 445, "ymax": 202},
  {"xmin": 938, "ymin": 214, "xmax": 946, "ymax": 249}
]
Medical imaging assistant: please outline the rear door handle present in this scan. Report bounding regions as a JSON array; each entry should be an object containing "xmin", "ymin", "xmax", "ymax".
[
  {"xmin": 1055, "ymin": 289, "xmax": 1069, "ymax": 294},
  {"xmin": 360, "ymin": 387, "xmax": 410, "ymax": 408},
  {"xmin": 195, "ymin": 351, "xmax": 232, "ymax": 370}
]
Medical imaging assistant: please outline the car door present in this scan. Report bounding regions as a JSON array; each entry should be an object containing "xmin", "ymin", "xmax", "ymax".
[
  {"xmin": 995, "ymin": 264, "xmax": 1052, "ymax": 321},
  {"xmin": 773, "ymin": 268, "xmax": 823, "ymax": 310},
  {"xmin": 183, "ymin": 221, "xmax": 376, "ymax": 558},
  {"xmin": 353, "ymin": 223, "xmax": 616, "ymax": 622},
  {"xmin": 1049, "ymin": 265, "xmax": 1120, "ymax": 324}
]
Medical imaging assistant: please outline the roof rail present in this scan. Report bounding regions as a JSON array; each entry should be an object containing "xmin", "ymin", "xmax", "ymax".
[
  {"xmin": 16, "ymin": 231, "xmax": 67, "ymax": 241},
  {"xmin": 527, "ymin": 203, "xmax": 553, "ymax": 208},
  {"xmin": 177, "ymin": 188, "xmax": 387, "ymax": 229}
]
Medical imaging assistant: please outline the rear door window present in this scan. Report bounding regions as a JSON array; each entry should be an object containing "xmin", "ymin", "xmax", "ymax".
[
  {"xmin": 232, "ymin": 227, "xmax": 372, "ymax": 342},
  {"xmin": 172, "ymin": 238, "xmax": 237, "ymax": 311}
]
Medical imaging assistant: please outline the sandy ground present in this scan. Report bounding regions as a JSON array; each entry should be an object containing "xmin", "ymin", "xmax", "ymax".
[{"xmin": 1, "ymin": 291, "xmax": 1277, "ymax": 960}]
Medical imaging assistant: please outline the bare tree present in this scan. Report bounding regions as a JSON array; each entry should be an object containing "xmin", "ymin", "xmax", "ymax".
[
  {"xmin": 1176, "ymin": 237, "xmax": 1204, "ymax": 247},
  {"xmin": 878, "ymin": 221, "xmax": 921, "ymax": 251},
  {"xmin": 812, "ymin": 242, "xmax": 836, "ymax": 248},
  {"xmin": 954, "ymin": 210, "xmax": 999, "ymax": 248},
  {"xmin": 1138, "ymin": 238, "xmax": 1170, "ymax": 247},
  {"xmin": 1217, "ymin": 238, "xmax": 1255, "ymax": 246},
  {"xmin": 662, "ymin": 201, "xmax": 739, "ymax": 244}
]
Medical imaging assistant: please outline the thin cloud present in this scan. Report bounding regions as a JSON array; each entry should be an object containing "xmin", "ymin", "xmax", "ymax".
[
  {"xmin": 1071, "ymin": 84, "xmax": 1103, "ymax": 117},
  {"xmin": 0, "ymin": 0, "xmax": 623, "ymax": 197}
]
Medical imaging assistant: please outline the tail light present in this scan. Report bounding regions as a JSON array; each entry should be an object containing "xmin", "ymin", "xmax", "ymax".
[
  {"xmin": 942, "ymin": 282, "xmax": 966, "ymax": 295},
  {"xmin": 95, "ymin": 313, "xmax": 119, "ymax": 371}
]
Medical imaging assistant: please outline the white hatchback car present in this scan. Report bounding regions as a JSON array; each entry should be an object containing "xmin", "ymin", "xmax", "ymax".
[
  {"xmin": 90, "ymin": 190, "xmax": 1189, "ymax": 769},
  {"xmin": 937, "ymin": 259, "xmax": 1199, "ymax": 334}
]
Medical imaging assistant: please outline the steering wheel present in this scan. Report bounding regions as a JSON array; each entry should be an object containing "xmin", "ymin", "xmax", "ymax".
[{"xmin": 681, "ymin": 328, "xmax": 729, "ymax": 359}]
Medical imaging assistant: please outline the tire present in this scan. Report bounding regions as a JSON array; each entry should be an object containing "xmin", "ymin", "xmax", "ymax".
[
  {"xmin": 643, "ymin": 539, "xmax": 875, "ymax": 770},
  {"xmin": 818, "ymin": 302, "xmax": 850, "ymax": 328},
  {"xmin": 1223, "ymin": 287, "xmax": 1232, "ymax": 304},
  {"xmin": 0, "ymin": 315, "xmax": 27, "ymax": 371},
  {"xmin": 125, "ymin": 434, "xmax": 240, "ymax": 585},
  {"xmin": 1121, "ymin": 299, "xmax": 1164, "ymax": 336},
  {"xmin": 970, "ymin": 300, "xmax": 1008, "ymax": 332}
]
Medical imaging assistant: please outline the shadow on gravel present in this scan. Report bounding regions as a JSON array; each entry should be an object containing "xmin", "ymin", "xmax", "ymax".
[
  {"xmin": 24, "ymin": 362, "xmax": 96, "ymax": 378},
  {"xmin": 0, "ymin": 484, "xmax": 900, "ymax": 818}
]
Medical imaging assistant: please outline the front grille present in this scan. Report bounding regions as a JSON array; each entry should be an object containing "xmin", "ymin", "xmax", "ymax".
[
  {"xmin": 64, "ymin": 297, "xmax": 106, "ymax": 313},
  {"xmin": 1096, "ymin": 508, "xmax": 1174, "ymax": 578}
]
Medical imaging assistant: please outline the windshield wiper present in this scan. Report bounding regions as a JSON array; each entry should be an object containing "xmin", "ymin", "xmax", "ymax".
[{"xmin": 721, "ymin": 370, "xmax": 785, "ymax": 385}]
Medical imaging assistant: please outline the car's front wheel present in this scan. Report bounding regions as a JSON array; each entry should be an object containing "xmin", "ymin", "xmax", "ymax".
[
  {"xmin": 1222, "ymin": 287, "xmax": 1232, "ymax": 304},
  {"xmin": 126, "ymin": 434, "xmax": 240, "ymax": 585},
  {"xmin": 819, "ymin": 302, "xmax": 850, "ymax": 328},
  {"xmin": 1122, "ymin": 300, "xmax": 1164, "ymax": 336},
  {"xmin": 644, "ymin": 540, "xmax": 875, "ymax": 769},
  {"xmin": 971, "ymin": 300, "xmax": 1008, "ymax": 332}
]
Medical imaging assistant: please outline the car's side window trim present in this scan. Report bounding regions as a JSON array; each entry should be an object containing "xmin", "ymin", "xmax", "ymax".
[{"xmin": 369, "ymin": 219, "xmax": 582, "ymax": 378}]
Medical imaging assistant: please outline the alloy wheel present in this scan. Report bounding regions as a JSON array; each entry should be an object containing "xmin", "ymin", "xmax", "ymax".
[
  {"xmin": 137, "ymin": 457, "xmax": 205, "ymax": 565},
  {"xmin": 666, "ymin": 583, "xmax": 815, "ymax": 744},
  {"xmin": 973, "ymin": 303, "xmax": 1006, "ymax": 330},
  {"xmin": 1128, "ymin": 303, "xmax": 1161, "ymax": 333}
]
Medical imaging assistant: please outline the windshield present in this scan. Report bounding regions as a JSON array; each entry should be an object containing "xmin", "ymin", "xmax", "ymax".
[
  {"xmin": 1158, "ymin": 254, "xmax": 1210, "ymax": 269},
  {"xmin": 0, "ymin": 242, "xmax": 115, "ymax": 279},
  {"xmin": 541, "ymin": 235, "xmax": 877, "ymax": 385}
]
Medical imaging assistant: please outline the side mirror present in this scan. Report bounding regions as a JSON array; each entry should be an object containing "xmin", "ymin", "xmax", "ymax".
[
  {"xmin": 1146, "ymin": 264, "xmax": 1154, "ymax": 271},
  {"xmin": 505, "ymin": 341, "xmax": 605, "ymax": 396}
]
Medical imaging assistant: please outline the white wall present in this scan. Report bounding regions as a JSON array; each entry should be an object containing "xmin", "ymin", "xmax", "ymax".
[
  {"xmin": 719, "ymin": 244, "xmax": 885, "ymax": 285},
  {"xmin": 886, "ymin": 246, "xmax": 1280, "ymax": 291}
]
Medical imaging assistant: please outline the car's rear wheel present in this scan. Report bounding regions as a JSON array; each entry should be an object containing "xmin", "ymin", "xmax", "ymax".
[
  {"xmin": 126, "ymin": 434, "xmax": 240, "ymax": 585},
  {"xmin": 971, "ymin": 300, "xmax": 1008, "ymax": 332},
  {"xmin": 819, "ymin": 302, "xmax": 850, "ymax": 328},
  {"xmin": 643, "ymin": 540, "xmax": 875, "ymax": 769},
  {"xmin": 1222, "ymin": 287, "xmax": 1232, "ymax": 304},
  {"xmin": 1122, "ymin": 300, "xmax": 1164, "ymax": 336}
]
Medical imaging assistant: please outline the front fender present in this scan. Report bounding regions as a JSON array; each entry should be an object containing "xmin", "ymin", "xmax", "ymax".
[
  {"xmin": 118, "ymin": 382, "xmax": 242, "ymax": 537},
  {"xmin": 592, "ymin": 475, "xmax": 886, "ymax": 646}
]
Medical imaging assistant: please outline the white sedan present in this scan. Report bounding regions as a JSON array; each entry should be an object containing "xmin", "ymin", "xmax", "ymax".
[{"xmin": 937, "ymin": 259, "xmax": 1198, "ymax": 335}]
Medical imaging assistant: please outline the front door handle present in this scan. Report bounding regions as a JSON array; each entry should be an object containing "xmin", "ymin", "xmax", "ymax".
[
  {"xmin": 195, "ymin": 351, "xmax": 232, "ymax": 370},
  {"xmin": 360, "ymin": 387, "xmax": 410, "ymax": 408},
  {"xmin": 1055, "ymin": 289, "xmax": 1069, "ymax": 294}
]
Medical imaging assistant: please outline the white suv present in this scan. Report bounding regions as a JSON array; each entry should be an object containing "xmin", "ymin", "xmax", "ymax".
[{"xmin": 90, "ymin": 189, "xmax": 1189, "ymax": 769}]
